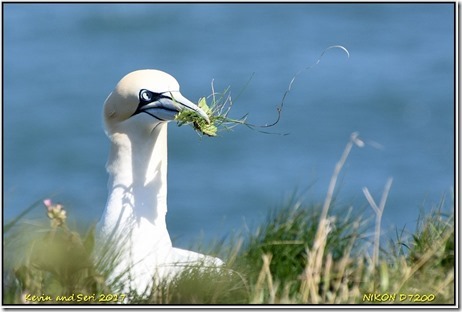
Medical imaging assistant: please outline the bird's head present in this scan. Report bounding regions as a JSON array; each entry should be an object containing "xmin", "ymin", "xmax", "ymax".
[{"xmin": 103, "ymin": 69, "xmax": 209, "ymax": 133}]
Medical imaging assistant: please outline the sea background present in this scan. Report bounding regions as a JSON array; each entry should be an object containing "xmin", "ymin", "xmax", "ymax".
[{"xmin": 4, "ymin": 3, "xmax": 454, "ymax": 250}]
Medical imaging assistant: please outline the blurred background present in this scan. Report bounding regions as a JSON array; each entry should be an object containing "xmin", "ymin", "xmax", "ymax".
[{"xmin": 4, "ymin": 3, "xmax": 454, "ymax": 248}]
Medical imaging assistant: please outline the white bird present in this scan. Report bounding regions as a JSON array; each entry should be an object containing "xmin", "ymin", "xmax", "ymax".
[{"xmin": 96, "ymin": 69, "xmax": 224, "ymax": 294}]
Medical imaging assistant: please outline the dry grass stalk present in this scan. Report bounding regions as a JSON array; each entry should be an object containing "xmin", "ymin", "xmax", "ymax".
[
  {"xmin": 252, "ymin": 254, "xmax": 275, "ymax": 304},
  {"xmin": 363, "ymin": 177, "xmax": 393, "ymax": 268}
]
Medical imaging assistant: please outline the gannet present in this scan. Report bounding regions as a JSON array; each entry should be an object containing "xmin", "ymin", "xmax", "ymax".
[{"xmin": 96, "ymin": 69, "xmax": 223, "ymax": 294}]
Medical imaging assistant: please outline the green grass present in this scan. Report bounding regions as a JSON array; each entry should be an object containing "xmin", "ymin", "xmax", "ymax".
[
  {"xmin": 3, "ymin": 133, "xmax": 454, "ymax": 305},
  {"xmin": 3, "ymin": 196, "xmax": 453, "ymax": 305}
]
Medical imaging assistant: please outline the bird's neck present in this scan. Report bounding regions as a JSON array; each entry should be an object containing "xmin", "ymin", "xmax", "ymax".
[{"xmin": 103, "ymin": 122, "xmax": 169, "ymax": 235}]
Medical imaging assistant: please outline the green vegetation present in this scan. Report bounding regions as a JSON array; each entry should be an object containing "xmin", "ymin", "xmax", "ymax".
[
  {"xmin": 175, "ymin": 97, "xmax": 219, "ymax": 136},
  {"xmin": 175, "ymin": 86, "xmax": 249, "ymax": 137},
  {"xmin": 3, "ymin": 195, "xmax": 454, "ymax": 305}
]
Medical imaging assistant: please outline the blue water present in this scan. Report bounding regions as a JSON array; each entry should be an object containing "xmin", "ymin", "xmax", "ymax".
[{"xmin": 4, "ymin": 4, "xmax": 454, "ymax": 248}]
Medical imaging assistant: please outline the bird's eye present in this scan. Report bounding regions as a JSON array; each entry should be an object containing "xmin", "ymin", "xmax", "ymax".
[{"xmin": 140, "ymin": 90, "xmax": 153, "ymax": 102}]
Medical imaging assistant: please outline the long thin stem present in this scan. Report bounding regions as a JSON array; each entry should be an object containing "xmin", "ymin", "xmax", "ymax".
[
  {"xmin": 320, "ymin": 132, "xmax": 363, "ymax": 223},
  {"xmin": 363, "ymin": 177, "xmax": 393, "ymax": 268}
]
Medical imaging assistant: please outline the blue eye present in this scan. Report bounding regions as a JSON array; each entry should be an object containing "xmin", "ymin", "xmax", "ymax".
[{"xmin": 140, "ymin": 90, "xmax": 153, "ymax": 102}]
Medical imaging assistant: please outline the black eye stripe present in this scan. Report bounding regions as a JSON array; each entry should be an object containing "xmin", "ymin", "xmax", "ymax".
[{"xmin": 139, "ymin": 89, "xmax": 172, "ymax": 105}]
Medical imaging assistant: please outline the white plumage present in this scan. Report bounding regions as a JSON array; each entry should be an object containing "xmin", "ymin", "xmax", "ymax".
[{"xmin": 96, "ymin": 69, "xmax": 223, "ymax": 294}]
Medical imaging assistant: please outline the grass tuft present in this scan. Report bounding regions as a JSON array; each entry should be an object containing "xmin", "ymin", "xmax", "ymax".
[{"xmin": 175, "ymin": 85, "xmax": 249, "ymax": 137}]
